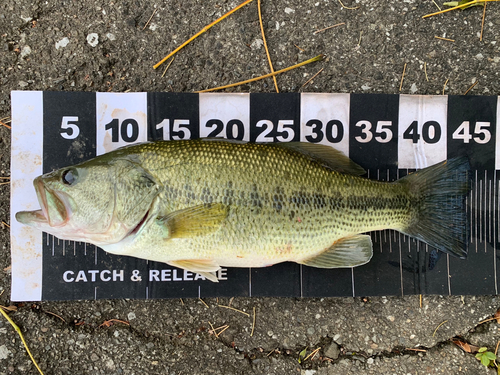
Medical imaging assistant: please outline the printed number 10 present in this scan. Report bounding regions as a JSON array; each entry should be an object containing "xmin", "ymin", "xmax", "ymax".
[{"xmin": 105, "ymin": 118, "xmax": 139, "ymax": 143}]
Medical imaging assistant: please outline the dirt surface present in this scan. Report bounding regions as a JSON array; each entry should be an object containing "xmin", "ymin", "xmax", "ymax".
[{"xmin": 1, "ymin": 0, "xmax": 500, "ymax": 374}]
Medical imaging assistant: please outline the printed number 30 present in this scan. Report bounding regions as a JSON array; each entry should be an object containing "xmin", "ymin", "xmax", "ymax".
[
  {"xmin": 355, "ymin": 120, "xmax": 393, "ymax": 143},
  {"xmin": 60, "ymin": 116, "xmax": 80, "ymax": 139}
]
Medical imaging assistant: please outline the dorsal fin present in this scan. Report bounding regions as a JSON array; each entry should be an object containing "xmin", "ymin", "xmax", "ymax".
[{"xmin": 275, "ymin": 143, "xmax": 366, "ymax": 176}]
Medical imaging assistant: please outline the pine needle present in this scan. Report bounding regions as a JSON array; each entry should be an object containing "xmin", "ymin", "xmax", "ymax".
[
  {"xmin": 480, "ymin": 2, "xmax": 486, "ymax": 40},
  {"xmin": 257, "ymin": 0, "xmax": 278, "ymax": 92},
  {"xmin": 153, "ymin": 0, "xmax": 255, "ymax": 69},
  {"xmin": 218, "ymin": 304, "xmax": 250, "ymax": 316},
  {"xmin": 432, "ymin": 320, "xmax": 448, "ymax": 337},
  {"xmin": 464, "ymin": 80, "xmax": 478, "ymax": 95},
  {"xmin": 197, "ymin": 54, "xmax": 324, "ymax": 92},
  {"xmin": 250, "ymin": 306, "xmax": 256, "ymax": 337},
  {"xmin": 442, "ymin": 78, "xmax": 449, "ymax": 95},
  {"xmin": 0, "ymin": 119, "xmax": 11, "ymax": 130},
  {"xmin": 313, "ymin": 22, "xmax": 345, "ymax": 35},
  {"xmin": 423, "ymin": 0, "xmax": 499, "ymax": 19},
  {"xmin": 142, "ymin": 8, "xmax": 157, "ymax": 31},
  {"xmin": 338, "ymin": 0, "xmax": 360, "ymax": 10},
  {"xmin": 399, "ymin": 63, "xmax": 407, "ymax": 91},
  {"xmin": 434, "ymin": 36, "xmax": 455, "ymax": 42},
  {"xmin": 301, "ymin": 68, "xmax": 324, "ymax": 89},
  {"xmin": 424, "ymin": 62, "xmax": 429, "ymax": 82},
  {"xmin": 0, "ymin": 306, "xmax": 45, "ymax": 375},
  {"xmin": 161, "ymin": 57, "xmax": 175, "ymax": 78}
]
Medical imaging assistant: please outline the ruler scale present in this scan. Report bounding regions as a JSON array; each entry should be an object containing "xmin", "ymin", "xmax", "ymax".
[{"xmin": 10, "ymin": 91, "xmax": 500, "ymax": 301}]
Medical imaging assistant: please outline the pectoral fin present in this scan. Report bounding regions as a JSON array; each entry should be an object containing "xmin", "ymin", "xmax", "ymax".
[
  {"xmin": 168, "ymin": 259, "xmax": 221, "ymax": 282},
  {"xmin": 158, "ymin": 203, "xmax": 229, "ymax": 239},
  {"xmin": 299, "ymin": 234, "xmax": 373, "ymax": 268}
]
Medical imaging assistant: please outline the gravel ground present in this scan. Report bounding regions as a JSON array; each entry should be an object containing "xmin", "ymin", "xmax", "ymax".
[{"xmin": 1, "ymin": 0, "xmax": 500, "ymax": 374}]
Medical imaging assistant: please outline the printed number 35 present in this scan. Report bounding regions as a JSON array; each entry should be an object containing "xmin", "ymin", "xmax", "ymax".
[{"xmin": 355, "ymin": 120, "xmax": 393, "ymax": 143}]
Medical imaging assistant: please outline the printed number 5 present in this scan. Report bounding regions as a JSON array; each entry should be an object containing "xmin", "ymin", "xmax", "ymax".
[{"xmin": 60, "ymin": 116, "xmax": 80, "ymax": 139}]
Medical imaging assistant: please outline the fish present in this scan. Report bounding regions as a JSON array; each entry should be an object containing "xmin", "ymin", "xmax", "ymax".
[{"xmin": 16, "ymin": 139, "xmax": 471, "ymax": 282}]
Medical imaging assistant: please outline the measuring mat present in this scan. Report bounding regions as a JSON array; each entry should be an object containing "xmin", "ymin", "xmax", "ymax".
[{"xmin": 10, "ymin": 91, "xmax": 500, "ymax": 301}]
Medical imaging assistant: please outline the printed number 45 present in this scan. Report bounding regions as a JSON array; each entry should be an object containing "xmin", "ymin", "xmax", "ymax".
[
  {"xmin": 452, "ymin": 121, "xmax": 491, "ymax": 144},
  {"xmin": 60, "ymin": 116, "xmax": 80, "ymax": 139}
]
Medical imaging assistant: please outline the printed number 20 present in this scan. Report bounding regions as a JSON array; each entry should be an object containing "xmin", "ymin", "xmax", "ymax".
[{"xmin": 355, "ymin": 120, "xmax": 393, "ymax": 143}]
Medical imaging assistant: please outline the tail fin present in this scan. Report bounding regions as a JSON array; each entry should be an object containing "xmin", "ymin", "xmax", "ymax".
[{"xmin": 398, "ymin": 157, "xmax": 471, "ymax": 259}]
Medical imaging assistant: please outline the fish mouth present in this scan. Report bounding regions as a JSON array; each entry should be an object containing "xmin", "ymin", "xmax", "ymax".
[{"xmin": 16, "ymin": 177, "xmax": 72, "ymax": 228}]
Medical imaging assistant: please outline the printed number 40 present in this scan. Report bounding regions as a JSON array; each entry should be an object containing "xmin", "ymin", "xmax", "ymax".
[{"xmin": 452, "ymin": 121, "xmax": 491, "ymax": 144}]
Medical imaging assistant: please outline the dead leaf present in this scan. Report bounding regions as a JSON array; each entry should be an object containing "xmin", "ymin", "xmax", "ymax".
[
  {"xmin": 452, "ymin": 338, "xmax": 480, "ymax": 353},
  {"xmin": 0, "ymin": 305, "xmax": 17, "ymax": 312},
  {"xmin": 99, "ymin": 319, "xmax": 130, "ymax": 328},
  {"xmin": 494, "ymin": 307, "xmax": 500, "ymax": 324}
]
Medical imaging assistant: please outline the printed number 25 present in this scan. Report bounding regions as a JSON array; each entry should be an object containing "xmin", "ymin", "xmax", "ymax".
[
  {"xmin": 60, "ymin": 116, "xmax": 80, "ymax": 139},
  {"xmin": 355, "ymin": 120, "xmax": 393, "ymax": 143}
]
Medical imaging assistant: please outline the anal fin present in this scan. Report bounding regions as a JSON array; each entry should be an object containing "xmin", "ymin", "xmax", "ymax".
[
  {"xmin": 299, "ymin": 234, "xmax": 373, "ymax": 268},
  {"xmin": 168, "ymin": 259, "xmax": 221, "ymax": 282}
]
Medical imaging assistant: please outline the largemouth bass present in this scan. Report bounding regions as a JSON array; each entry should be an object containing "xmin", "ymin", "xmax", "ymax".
[{"xmin": 16, "ymin": 140, "xmax": 471, "ymax": 282}]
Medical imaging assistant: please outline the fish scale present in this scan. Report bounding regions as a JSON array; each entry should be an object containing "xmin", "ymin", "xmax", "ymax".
[
  {"xmin": 111, "ymin": 141, "xmax": 417, "ymax": 265},
  {"xmin": 16, "ymin": 139, "xmax": 471, "ymax": 280}
]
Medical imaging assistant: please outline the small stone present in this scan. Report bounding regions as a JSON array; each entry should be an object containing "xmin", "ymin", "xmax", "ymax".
[
  {"xmin": 475, "ymin": 53, "xmax": 484, "ymax": 60},
  {"xmin": 127, "ymin": 312, "xmax": 136, "ymax": 320},
  {"xmin": 90, "ymin": 353, "xmax": 99, "ymax": 362},
  {"xmin": 361, "ymin": 84, "xmax": 371, "ymax": 91},
  {"xmin": 324, "ymin": 342, "xmax": 340, "ymax": 359},
  {"xmin": 410, "ymin": 83, "xmax": 418, "ymax": 93},
  {"xmin": 367, "ymin": 358, "xmax": 374, "ymax": 365},
  {"xmin": 285, "ymin": 7, "xmax": 295, "ymax": 14},
  {"xmin": 0, "ymin": 345, "xmax": 11, "ymax": 359},
  {"xmin": 41, "ymin": 327, "xmax": 49, "ymax": 333},
  {"xmin": 18, "ymin": 81, "xmax": 28, "ymax": 87},
  {"xmin": 315, "ymin": 314, "xmax": 321, "ymax": 319},
  {"xmin": 387, "ymin": 315, "xmax": 395, "ymax": 322},
  {"xmin": 55, "ymin": 37, "xmax": 69, "ymax": 50},
  {"xmin": 235, "ymin": 353, "xmax": 245, "ymax": 360},
  {"xmin": 20, "ymin": 46, "xmax": 31, "ymax": 58},
  {"xmin": 106, "ymin": 33, "xmax": 116, "ymax": 41},
  {"xmin": 267, "ymin": 331, "xmax": 274, "ymax": 337},
  {"xmin": 87, "ymin": 33, "xmax": 99, "ymax": 47},
  {"xmin": 306, "ymin": 327, "xmax": 315, "ymax": 335},
  {"xmin": 301, "ymin": 370, "xmax": 316, "ymax": 375}
]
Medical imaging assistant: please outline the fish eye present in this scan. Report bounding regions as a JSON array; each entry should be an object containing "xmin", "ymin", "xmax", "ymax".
[{"xmin": 62, "ymin": 168, "xmax": 78, "ymax": 186}]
